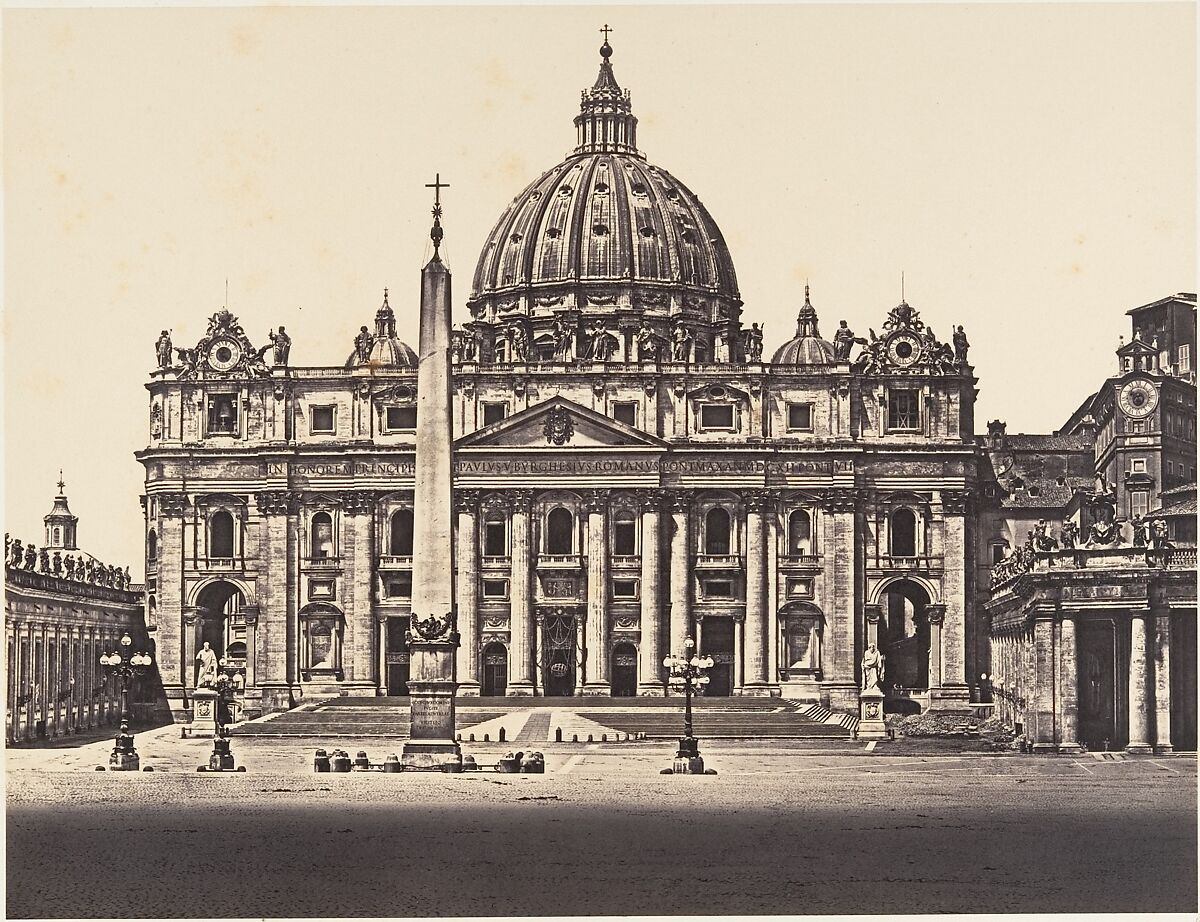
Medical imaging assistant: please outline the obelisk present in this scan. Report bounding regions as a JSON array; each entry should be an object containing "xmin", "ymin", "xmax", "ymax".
[{"xmin": 401, "ymin": 175, "xmax": 463, "ymax": 771}]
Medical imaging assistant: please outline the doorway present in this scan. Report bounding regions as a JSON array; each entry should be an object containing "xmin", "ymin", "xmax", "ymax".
[
  {"xmin": 385, "ymin": 617, "xmax": 410, "ymax": 696},
  {"xmin": 542, "ymin": 613, "xmax": 577, "ymax": 697},
  {"xmin": 1078, "ymin": 619, "xmax": 1118, "ymax": 750},
  {"xmin": 880, "ymin": 580, "xmax": 931, "ymax": 691},
  {"xmin": 611, "ymin": 643, "xmax": 637, "ymax": 696},
  {"xmin": 702, "ymin": 619, "xmax": 734, "ymax": 696},
  {"xmin": 482, "ymin": 642, "xmax": 508, "ymax": 697}
]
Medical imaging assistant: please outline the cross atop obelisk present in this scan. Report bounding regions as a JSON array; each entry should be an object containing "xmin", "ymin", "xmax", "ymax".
[{"xmin": 426, "ymin": 173, "xmax": 449, "ymax": 255}]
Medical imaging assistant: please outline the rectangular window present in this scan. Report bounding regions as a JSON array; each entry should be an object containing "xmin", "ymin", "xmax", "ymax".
[
  {"xmin": 612, "ymin": 579, "xmax": 639, "ymax": 600},
  {"xmin": 385, "ymin": 406, "xmax": 417, "ymax": 431},
  {"xmin": 484, "ymin": 522, "xmax": 507, "ymax": 557},
  {"xmin": 786, "ymin": 403, "xmax": 813, "ymax": 431},
  {"xmin": 1166, "ymin": 460, "xmax": 1173, "ymax": 476},
  {"xmin": 482, "ymin": 403, "xmax": 507, "ymax": 426},
  {"xmin": 385, "ymin": 576, "xmax": 413, "ymax": 599},
  {"xmin": 785, "ymin": 577, "xmax": 813, "ymax": 598},
  {"xmin": 700, "ymin": 404, "xmax": 735, "ymax": 431},
  {"xmin": 482, "ymin": 579, "xmax": 508, "ymax": 599},
  {"xmin": 991, "ymin": 543, "xmax": 1008, "ymax": 565},
  {"xmin": 612, "ymin": 520, "xmax": 637, "ymax": 556},
  {"xmin": 612, "ymin": 402, "xmax": 638, "ymax": 427},
  {"xmin": 311, "ymin": 406, "xmax": 336, "ymax": 433},
  {"xmin": 1179, "ymin": 344, "xmax": 1191, "ymax": 373},
  {"xmin": 206, "ymin": 395, "xmax": 238, "ymax": 435},
  {"xmin": 1132, "ymin": 458, "xmax": 1145, "ymax": 473},
  {"xmin": 308, "ymin": 579, "xmax": 335, "ymax": 601},
  {"xmin": 1130, "ymin": 490, "xmax": 1149, "ymax": 521},
  {"xmin": 887, "ymin": 390, "xmax": 920, "ymax": 430},
  {"xmin": 703, "ymin": 580, "xmax": 734, "ymax": 599}
]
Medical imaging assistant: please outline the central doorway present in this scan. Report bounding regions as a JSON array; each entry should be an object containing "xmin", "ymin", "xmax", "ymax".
[
  {"xmin": 482, "ymin": 642, "xmax": 508, "ymax": 697},
  {"xmin": 702, "ymin": 619, "xmax": 734, "ymax": 696},
  {"xmin": 611, "ymin": 642, "xmax": 637, "ymax": 696},
  {"xmin": 543, "ymin": 612, "xmax": 577, "ymax": 697},
  {"xmin": 385, "ymin": 617, "xmax": 410, "ymax": 696}
]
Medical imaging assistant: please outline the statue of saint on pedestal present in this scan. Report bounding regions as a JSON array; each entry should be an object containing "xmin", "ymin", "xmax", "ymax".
[{"xmin": 195, "ymin": 642, "xmax": 218, "ymax": 688}]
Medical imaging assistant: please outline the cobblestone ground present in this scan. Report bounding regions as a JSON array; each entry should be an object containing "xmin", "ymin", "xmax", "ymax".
[{"xmin": 6, "ymin": 727, "xmax": 1196, "ymax": 918}]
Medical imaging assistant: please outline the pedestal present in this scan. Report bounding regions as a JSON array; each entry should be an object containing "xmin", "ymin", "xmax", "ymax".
[
  {"xmin": 858, "ymin": 688, "xmax": 888, "ymax": 740},
  {"xmin": 402, "ymin": 641, "xmax": 462, "ymax": 771},
  {"xmin": 672, "ymin": 735, "xmax": 705, "ymax": 774},
  {"xmin": 109, "ymin": 733, "xmax": 141, "ymax": 771},
  {"xmin": 189, "ymin": 688, "xmax": 219, "ymax": 739}
]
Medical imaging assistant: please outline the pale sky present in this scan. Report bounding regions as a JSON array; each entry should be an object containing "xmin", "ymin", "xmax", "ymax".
[{"xmin": 3, "ymin": 3, "xmax": 1195, "ymax": 576}]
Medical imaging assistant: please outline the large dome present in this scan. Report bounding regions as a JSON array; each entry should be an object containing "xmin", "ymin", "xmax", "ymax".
[{"xmin": 463, "ymin": 40, "xmax": 746, "ymax": 365}]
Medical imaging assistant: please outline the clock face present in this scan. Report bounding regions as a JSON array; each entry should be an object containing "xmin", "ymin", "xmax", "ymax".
[
  {"xmin": 1118, "ymin": 379, "xmax": 1158, "ymax": 419},
  {"xmin": 207, "ymin": 337, "xmax": 242, "ymax": 372},
  {"xmin": 886, "ymin": 331, "xmax": 922, "ymax": 368}
]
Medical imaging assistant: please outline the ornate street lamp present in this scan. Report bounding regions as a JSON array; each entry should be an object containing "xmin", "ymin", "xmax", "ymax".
[
  {"xmin": 661, "ymin": 638, "xmax": 715, "ymax": 775},
  {"xmin": 199, "ymin": 657, "xmax": 247, "ymax": 772},
  {"xmin": 99, "ymin": 633, "xmax": 153, "ymax": 771}
]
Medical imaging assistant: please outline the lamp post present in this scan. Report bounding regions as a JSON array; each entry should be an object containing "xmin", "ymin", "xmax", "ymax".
[
  {"xmin": 99, "ymin": 633, "xmax": 152, "ymax": 771},
  {"xmin": 662, "ymin": 638, "xmax": 714, "ymax": 774},
  {"xmin": 200, "ymin": 657, "xmax": 247, "ymax": 772}
]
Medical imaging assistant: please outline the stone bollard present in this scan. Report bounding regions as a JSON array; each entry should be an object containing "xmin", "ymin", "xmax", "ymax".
[
  {"xmin": 462, "ymin": 754, "xmax": 479, "ymax": 771},
  {"xmin": 383, "ymin": 754, "xmax": 403, "ymax": 773},
  {"xmin": 555, "ymin": 727, "xmax": 563, "ymax": 743},
  {"xmin": 314, "ymin": 749, "xmax": 331, "ymax": 773},
  {"xmin": 331, "ymin": 750, "xmax": 352, "ymax": 773},
  {"xmin": 499, "ymin": 727, "xmax": 506, "ymax": 742},
  {"xmin": 572, "ymin": 734, "xmax": 579, "ymax": 743},
  {"xmin": 354, "ymin": 750, "xmax": 371, "ymax": 770},
  {"xmin": 520, "ymin": 751, "xmax": 545, "ymax": 774}
]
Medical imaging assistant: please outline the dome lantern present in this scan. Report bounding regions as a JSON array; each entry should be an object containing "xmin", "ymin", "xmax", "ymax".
[
  {"xmin": 44, "ymin": 472, "xmax": 79, "ymax": 550},
  {"xmin": 574, "ymin": 30, "xmax": 640, "ymax": 157},
  {"xmin": 770, "ymin": 285, "xmax": 837, "ymax": 365}
]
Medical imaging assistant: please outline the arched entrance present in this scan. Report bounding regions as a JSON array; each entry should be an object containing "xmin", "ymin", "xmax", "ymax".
[
  {"xmin": 385, "ymin": 617, "xmax": 410, "ymax": 696},
  {"xmin": 482, "ymin": 642, "xmax": 508, "ymax": 697},
  {"xmin": 542, "ymin": 611, "xmax": 578, "ymax": 697},
  {"xmin": 195, "ymin": 581, "xmax": 246, "ymax": 670},
  {"xmin": 878, "ymin": 579, "xmax": 931, "ymax": 694},
  {"xmin": 702, "ymin": 619, "xmax": 735, "ymax": 696},
  {"xmin": 611, "ymin": 643, "xmax": 637, "ymax": 696}
]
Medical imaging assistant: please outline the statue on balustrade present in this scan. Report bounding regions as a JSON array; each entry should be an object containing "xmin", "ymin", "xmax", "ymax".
[
  {"xmin": 552, "ymin": 316, "xmax": 575, "ymax": 361},
  {"xmin": 51, "ymin": 551, "xmax": 62, "ymax": 576},
  {"xmin": 507, "ymin": 323, "xmax": 528, "ymax": 362},
  {"xmin": 636, "ymin": 319, "xmax": 664, "ymax": 362},
  {"xmin": 671, "ymin": 322, "xmax": 693, "ymax": 362},
  {"xmin": 1149, "ymin": 518, "xmax": 1173, "ymax": 551},
  {"xmin": 952, "ymin": 325, "xmax": 970, "ymax": 365},
  {"xmin": 269, "ymin": 326, "xmax": 291, "ymax": 367},
  {"xmin": 63, "ymin": 554, "xmax": 75, "ymax": 580},
  {"xmin": 1032, "ymin": 519, "xmax": 1058, "ymax": 551},
  {"xmin": 1059, "ymin": 519, "xmax": 1079, "ymax": 550},
  {"xmin": 854, "ymin": 329, "xmax": 885, "ymax": 375},
  {"xmin": 155, "ymin": 331, "xmax": 173, "ymax": 369},
  {"xmin": 38, "ymin": 548, "xmax": 50, "ymax": 573},
  {"xmin": 833, "ymin": 320, "xmax": 866, "ymax": 362},
  {"xmin": 8, "ymin": 538, "xmax": 22, "ymax": 569},
  {"xmin": 353, "ymin": 326, "xmax": 373, "ymax": 364},
  {"xmin": 1131, "ymin": 514, "xmax": 1148, "ymax": 548},
  {"xmin": 587, "ymin": 324, "xmax": 619, "ymax": 362},
  {"xmin": 23, "ymin": 543, "xmax": 37, "ymax": 571},
  {"xmin": 742, "ymin": 323, "xmax": 764, "ymax": 362}
]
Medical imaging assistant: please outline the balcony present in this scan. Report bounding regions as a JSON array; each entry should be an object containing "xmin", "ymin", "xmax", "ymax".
[
  {"xmin": 876, "ymin": 555, "xmax": 941, "ymax": 571},
  {"xmin": 198, "ymin": 558, "xmax": 239, "ymax": 571},
  {"xmin": 378, "ymin": 555, "xmax": 414, "ymax": 569},
  {"xmin": 481, "ymin": 555, "xmax": 511, "ymax": 569},
  {"xmin": 610, "ymin": 555, "xmax": 641, "ymax": 569},
  {"xmin": 991, "ymin": 544, "xmax": 1198, "ymax": 593},
  {"xmin": 302, "ymin": 556, "xmax": 343, "ymax": 570},
  {"xmin": 780, "ymin": 554, "xmax": 821, "ymax": 568},
  {"xmin": 694, "ymin": 554, "xmax": 743, "ymax": 571},
  {"xmin": 536, "ymin": 554, "xmax": 584, "ymax": 570}
]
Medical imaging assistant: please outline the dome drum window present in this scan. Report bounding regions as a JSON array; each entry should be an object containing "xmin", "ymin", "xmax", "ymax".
[{"xmin": 592, "ymin": 223, "xmax": 609, "ymax": 236}]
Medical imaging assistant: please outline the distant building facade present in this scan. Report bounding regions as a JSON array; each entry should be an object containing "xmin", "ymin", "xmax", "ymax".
[
  {"xmin": 984, "ymin": 293, "xmax": 1197, "ymax": 752},
  {"xmin": 4, "ymin": 484, "xmax": 147, "ymax": 743},
  {"xmin": 138, "ymin": 42, "xmax": 987, "ymax": 722}
]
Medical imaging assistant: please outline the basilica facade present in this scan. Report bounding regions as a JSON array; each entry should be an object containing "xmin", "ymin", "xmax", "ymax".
[{"xmin": 140, "ymin": 40, "xmax": 990, "ymax": 722}]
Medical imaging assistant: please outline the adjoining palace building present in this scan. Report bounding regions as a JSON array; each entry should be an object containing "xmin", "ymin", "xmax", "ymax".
[{"xmin": 135, "ymin": 40, "xmax": 1196, "ymax": 749}]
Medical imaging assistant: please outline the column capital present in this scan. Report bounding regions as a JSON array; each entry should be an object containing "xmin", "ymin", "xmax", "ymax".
[
  {"xmin": 666, "ymin": 489, "xmax": 694, "ymax": 514},
  {"xmin": 508, "ymin": 489, "xmax": 534, "ymax": 511},
  {"xmin": 636, "ymin": 488, "xmax": 668, "ymax": 512},
  {"xmin": 480, "ymin": 492, "xmax": 511, "ymax": 515},
  {"xmin": 585, "ymin": 490, "xmax": 608, "ymax": 515},
  {"xmin": 182, "ymin": 606, "xmax": 201, "ymax": 625},
  {"xmin": 818, "ymin": 488, "xmax": 860, "ymax": 514},
  {"xmin": 341, "ymin": 490, "xmax": 376, "ymax": 516},
  {"xmin": 157, "ymin": 492, "xmax": 190, "ymax": 517},
  {"xmin": 744, "ymin": 489, "xmax": 774, "ymax": 514},
  {"xmin": 864, "ymin": 603, "xmax": 883, "ymax": 624},
  {"xmin": 241, "ymin": 605, "xmax": 259, "ymax": 626},
  {"xmin": 941, "ymin": 489, "xmax": 974, "ymax": 516},
  {"xmin": 453, "ymin": 489, "xmax": 482, "ymax": 515},
  {"xmin": 730, "ymin": 613, "xmax": 746, "ymax": 624},
  {"xmin": 256, "ymin": 490, "xmax": 299, "ymax": 516},
  {"xmin": 926, "ymin": 604, "xmax": 946, "ymax": 626}
]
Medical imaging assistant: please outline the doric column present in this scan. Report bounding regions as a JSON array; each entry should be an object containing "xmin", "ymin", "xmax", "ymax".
[
  {"xmin": 1058, "ymin": 614, "xmax": 1081, "ymax": 753},
  {"xmin": 927, "ymin": 604, "xmax": 946, "ymax": 692},
  {"xmin": 584, "ymin": 490, "xmax": 610, "ymax": 694},
  {"xmin": 342, "ymin": 489, "xmax": 376, "ymax": 691},
  {"xmin": 667, "ymin": 490, "xmax": 693, "ymax": 659},
  {"xmin": 1153, "ymin": 613, "xmax": 1172, "ymax": 753},
  {"xmin": 507, "ymin": 490, "xmax": 534, "ymax": 694},
  {"xmin": 637, "ymin": 489, "xmax": 665, "ymax": 695},
  {"xmin": 1127, "ymin": 614, "xmax": 1153, "ymax": 753},
  {"xmin": 454, "ymin": 490, "xmax": 481, "ymax": 695},
  {"xmin": 742, "ymin": 491, "xmax": 770, "ymax": 693},
  {"xmin": 1031, "ymin": 614, "xmax": 1057, "ymax": 751}
]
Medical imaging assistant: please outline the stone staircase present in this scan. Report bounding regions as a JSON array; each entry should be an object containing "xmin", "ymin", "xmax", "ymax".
[{"xmin": 230, "ymin": 696, "xmax": 856, "ymax": 741}]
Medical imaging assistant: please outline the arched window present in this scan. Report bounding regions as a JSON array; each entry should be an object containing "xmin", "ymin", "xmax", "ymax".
[
  {"xmin": 147, "ymin": 529, "xmax": 158, "ymax": 560},
  {"xmin": 311, "ymin": 512, "xmax": 334, "ymax": 558},
  {"xmin": 210, "ymin": 511, "xmax": 235, "ymax": 558},
  {"xmin": 52, "ymin": 526, "xmax": 61, "ymax": 545},
  {"xmin": 546, "ymin": 508, "xmax": 574, "ymax": 555},
  {"xmin": 390, "ymin": 509, "xmax": 414, "ymax": 556},
  {"xmin": 705, "ymin": 507, "xmax": 731, "ymax": 555},
  {"xmin": 788, "ymin": 509, "xmax": 812, "ymax": 554},
  {"xmin": 613, "ymin": 511, "xmax": 637, "ymax": 556},
  {"xmin": 890, "ymin": 508, "xmax": 917, "ymax": 557}
]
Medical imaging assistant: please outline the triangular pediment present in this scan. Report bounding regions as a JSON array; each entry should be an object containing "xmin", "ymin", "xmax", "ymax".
[{"xmin": 456, "ymin": 396, "xmax": 668, "ymax": 450}]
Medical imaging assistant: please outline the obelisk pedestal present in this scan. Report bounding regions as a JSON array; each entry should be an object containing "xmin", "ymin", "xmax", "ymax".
[
  {"xmin": 402, "ymin": 639, "xmax": 463, "ymax": 771},
  {"xmin": 857, "ymin": 688, "xmax": 888, "ymax": 740}
]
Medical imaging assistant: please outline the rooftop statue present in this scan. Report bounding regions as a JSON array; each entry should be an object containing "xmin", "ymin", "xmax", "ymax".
[
  {"xmin": 269, "ymin": 326, "xmax": 291, "ymax": 367},
  {"xmin": 552, "ymin": 316, "xmax": 576, "ymax": 361},
  {"xmin": 671, "ymin": 322, "xmax": 693, "ymax": 362},
  {"xmin": 833, "ymin": 320, "xmax": 865, "ymax": 362},
  {"xmin": 155, "ymin": 331, "xmax": 173, "ymax": 369},
  {"xmin": 952, "ymin": 325, "xmax": 970, "ymax": 365},
  {"xmin": 742, "ymin": 323, "xmax": 764, "ymax": 362}
]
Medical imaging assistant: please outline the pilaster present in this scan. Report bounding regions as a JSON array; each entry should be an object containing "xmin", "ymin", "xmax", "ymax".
[{"xmin": 156, "ymin": 491, "xmax": 188, "ymax": 716}]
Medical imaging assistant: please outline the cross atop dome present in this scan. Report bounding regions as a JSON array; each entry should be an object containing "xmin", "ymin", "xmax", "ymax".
[{"xmin": 576, "ymin": 27, "xmax": 638, "ymax": 154}]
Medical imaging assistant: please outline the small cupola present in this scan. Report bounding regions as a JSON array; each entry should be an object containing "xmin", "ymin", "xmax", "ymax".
[{"xmin": 44, "ymin": 472, "xmax": 79, "ymax": 550}]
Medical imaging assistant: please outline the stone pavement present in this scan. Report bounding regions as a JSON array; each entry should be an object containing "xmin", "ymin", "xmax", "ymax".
[{"xmin": 6, "ymin": 728, "xmax": 1197, "ymax": 917}]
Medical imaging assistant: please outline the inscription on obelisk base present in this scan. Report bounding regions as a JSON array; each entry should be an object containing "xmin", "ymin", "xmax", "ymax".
[{"xmin": 402, "ymin": 637, "xmax": 463, "ymax": 771}]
